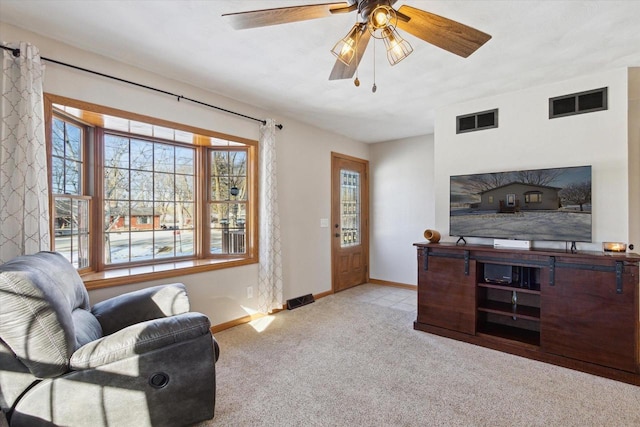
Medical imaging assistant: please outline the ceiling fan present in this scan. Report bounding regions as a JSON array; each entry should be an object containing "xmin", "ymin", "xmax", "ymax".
[{"xmin": 222, "ymin": 0, "xmax": 492, "ymax": 81}]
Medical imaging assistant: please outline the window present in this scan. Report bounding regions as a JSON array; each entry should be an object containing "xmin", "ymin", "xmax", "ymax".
[
  {"xmin": 209, "ymin": 149, "xmax": 248, "ymax": 254},
  {"xmin": 525, "ymin": 191, "xmax": 543, "ymax": 203},
  {"xmin": 45, "ymin": 94, "xmax": 257, "ymax": 286},
  {"xmin": 103, "ymin": 134, "xmax": 196, "ymax": 264},
  {"xmin": 51, "ymin": 116, "xmax": 91, "ymax": 270},
  {"xmin": 340, "ymin": 170, "xmax": 360, "ymax": 246}
]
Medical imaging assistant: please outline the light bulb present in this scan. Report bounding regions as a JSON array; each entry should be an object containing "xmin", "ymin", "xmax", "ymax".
[
  {"xmin": 369, "ymin": 5, "xmax": 392, "ymax": 30},
  {"xmin": 331, "ymin": 24, "xmax": 362, "ymax": 66},
  {"xmin": 382, "ymin": 27, "xmax": 413, "ymax": 66}
]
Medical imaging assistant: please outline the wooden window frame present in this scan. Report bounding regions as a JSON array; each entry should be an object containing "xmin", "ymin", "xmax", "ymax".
[{"xmin": 44, "ymin": 94, "xmax": 259, "ymax": 289}]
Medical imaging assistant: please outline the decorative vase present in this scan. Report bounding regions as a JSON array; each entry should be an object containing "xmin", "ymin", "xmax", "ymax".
[{"xmin": 424, "ymin": 229, "xmax": 441, "ymax": 243}]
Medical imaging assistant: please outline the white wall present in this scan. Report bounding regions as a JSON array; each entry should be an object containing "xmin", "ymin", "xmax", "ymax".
[
  {"xmin": 628, "ymin": 67, "xmax": 640, "ymax": 252},
  {"xmin": 434, "ymin": 68, "xmax": 632, "ymax": 252},
  {"xmin": 369, "ymin": 135, "xmax": 434, "ymax": 286},
  {"xmin": 0, "ymin": 23, "xmax": 369, "ymax": 326}
]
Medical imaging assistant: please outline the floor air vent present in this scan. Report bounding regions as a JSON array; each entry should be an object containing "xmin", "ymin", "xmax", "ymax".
[{"xmin": 286, "ymin": 294, "xmax": 315, "ymax": 310}]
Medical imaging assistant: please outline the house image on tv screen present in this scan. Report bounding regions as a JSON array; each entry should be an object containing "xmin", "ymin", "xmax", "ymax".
[
  {"xmin": 449, "ymin": 165, "xmax": 592, "ymax": 242},
  {"xmin": 477, "ymin": 182, "xmax": 561, "ymax": 213}
]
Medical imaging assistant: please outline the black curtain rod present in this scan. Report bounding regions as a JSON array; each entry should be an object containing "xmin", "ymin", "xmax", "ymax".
[{"xmin": 1, "ymin": 44, "xmax": 283, "ymax": 130}]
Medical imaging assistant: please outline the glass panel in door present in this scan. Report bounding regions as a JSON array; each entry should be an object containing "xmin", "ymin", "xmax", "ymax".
[{"xmin": 340, "ymin": 169, "xmax": 360, "ymax": 247}]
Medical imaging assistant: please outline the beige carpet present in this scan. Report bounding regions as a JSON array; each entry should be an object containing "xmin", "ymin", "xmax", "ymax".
[{"xmin": 198, "ymin": 284, "xmax": 640, "ymax": 427}]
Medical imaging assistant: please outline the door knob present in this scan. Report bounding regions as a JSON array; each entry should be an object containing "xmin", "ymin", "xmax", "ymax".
[{"xmin": 335, "ymin": 233, "xmax": 340, "ymax": 238}]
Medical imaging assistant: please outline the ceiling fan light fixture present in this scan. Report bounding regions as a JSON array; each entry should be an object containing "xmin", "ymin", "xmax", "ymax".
[
  {"xmin": 368, "ymin": 4, "xmax": 394, "ymax": 31},
  {"xmin": 381, "ymin": 26, "xmax": 413, "ymax": 66},
  {"xmin": 331, "ymin": 23, "xmax": 362, "ymax": 66}
]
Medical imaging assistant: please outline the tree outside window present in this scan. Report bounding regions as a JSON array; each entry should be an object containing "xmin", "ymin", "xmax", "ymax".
[{"xmin": 48, "ymin": 96, "xmax": 257, "ymax": 278}]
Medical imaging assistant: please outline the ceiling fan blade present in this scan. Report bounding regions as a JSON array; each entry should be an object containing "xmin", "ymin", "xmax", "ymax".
[
  {"xmin": 222, "ymin": 2, "xmax": 350, "ymax": 30},
  {"xmin": 396, "ymin": 5, "xmax": 491, "ymax": 58},
  {"xmin": 329, "ymin": 28, "xmax": 371, "ymax": 80},
  {"xmin": 329, "ymin": 3, "xmax": 358, "ymax": 14}
]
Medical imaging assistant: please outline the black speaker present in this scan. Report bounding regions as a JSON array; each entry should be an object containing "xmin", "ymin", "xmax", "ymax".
[{"xmin": 286, "ymin": 293, "xmax": 315, "ymax": 310}]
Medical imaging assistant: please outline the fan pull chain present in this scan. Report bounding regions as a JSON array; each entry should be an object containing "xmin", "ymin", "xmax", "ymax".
[
  {"xmin": 354, "ymin": 28, "xmax": 360, "ymax": 86},
  {"xmin": 372, "ymin": 38, "xmax": 377, "ymax": 93},
  {"xmin": 354, "ymin": 18, "xmax": 360, "ymax": 87}
]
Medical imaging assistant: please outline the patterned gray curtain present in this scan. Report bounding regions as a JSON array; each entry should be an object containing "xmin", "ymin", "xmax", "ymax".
[
  {"xmin": 0, "ymin": 42, "xmax": 50, "ymax": 263},
  {"xmin": 257, "ymin": 119, "xmax": 283, "ymax": 313}
]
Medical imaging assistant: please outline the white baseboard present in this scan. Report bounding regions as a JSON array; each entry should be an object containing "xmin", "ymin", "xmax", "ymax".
[{"xmin": 493, "ymin": 239, "xmax": 531, "ymax": 249}]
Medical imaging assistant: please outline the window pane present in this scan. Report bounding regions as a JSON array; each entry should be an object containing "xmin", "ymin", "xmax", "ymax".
[
  {"xmin": 130, "ymin": 139, "xmax": 153, "ymax": 171},
  {"xmin": 229, "ymin": 177, "xmax": 247, "ymax": 201},
  {"xmin": 154, "ymin": 229, "xmax": 176, "ymax": 259},
  {"xmin": 54, "ymin": 197, "xmax": 90, "ymax": 269},
  {"xmin": 156, "ymin": 201, "xmax": 174, "ymax": 229},
  {"xmin": 179, "ymin": 202, "xmax": 195, "ymax": 230},
  {"xmin": 104, "ymin": 135, "xmax": 130, "ymax": 169},
  {"xmin": 211, "ymin": 176, "xmax": 229, "ymax": 201},
  {"xmin": 211, "ymin": 151, "xmax": 229, "ymax": 176},
  {"xmin": 52, "ymin": 156, "xmax": 65, "ymax": 194},
  {"xmin": 175, "ymin": 130, "xmax": 193, "ymax": 144},
  {"xmin": 66, "ymin": 124, "xmax": 81, "ymax": 161},
  {"xmin": 210, "ymin": 202, "xmax": 246, "ymax": 254},
  {"xmin": 176, "ymin": 174, "xmax": 194, "ymax": 202},
  {"xmin": 65, "ymin": 159, "xmax": 81, "ymax": 194},
  {"xmin": 104, "ymin": 204, "xmax": 131, "ymax": 264},
  {"xmin": 130, "ymin": 170, "xmax": 153, "ymax": 200},
  {"xmin": 104, "ymin": 167, "xmax": 130, "ymax": 200},
  {"xmin": 130, "ymin": 121, "xmax": 152, "ymax": 136},
  {"xmin": 176, "ymin": 146, "xmax": 194, "ymax": 175},
  {"xmin": 155, "ymin": 172, "xmax": 175, "ymax": 201},
  {"xmin": 154, "ymin": 144, "xmax": 174, "ymax": 173},
  {"xmin": 230, "ymin": 151, "xmax": 247, "ymax": 174},
  {"xmin": 153, "ymin": 125, "xmax": 174, "ymax": 141},
  {"xmin": 52, "ymin": 118, "xmax": 65, "ymax": 157},
  {"xmin": 340, "ymin": 170, "xmax": 360, "ymax": 247}
]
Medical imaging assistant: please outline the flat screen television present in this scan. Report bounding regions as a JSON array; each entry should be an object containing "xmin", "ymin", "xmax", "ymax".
[{"xmin": 450, "ymin": 165, "xmax": 592, "ymax": 242}]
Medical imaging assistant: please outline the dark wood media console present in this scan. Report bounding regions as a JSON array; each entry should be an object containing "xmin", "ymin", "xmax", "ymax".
[{"xmin": 414, "ymin": 242, "xmax": 640, "ymax": 385}]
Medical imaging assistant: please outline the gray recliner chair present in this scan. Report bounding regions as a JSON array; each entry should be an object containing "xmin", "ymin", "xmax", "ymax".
[{"xmin": 0, "ymin": 251, "xmax": 219, "ymax": 426}]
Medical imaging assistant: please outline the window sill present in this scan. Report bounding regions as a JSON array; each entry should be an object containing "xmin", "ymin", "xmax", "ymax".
[{"xmin": 81, "ymin": 258, "xmax": 257, "ymax": 290}]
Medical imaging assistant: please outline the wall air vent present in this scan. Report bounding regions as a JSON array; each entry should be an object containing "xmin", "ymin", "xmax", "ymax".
[
  {"xmin": 549, "ymin": 87, "xmax": 608, "ymax": 119},
  {"xmin": 456, "ymin": 109, "xmax": 498, "ymax": 134}
]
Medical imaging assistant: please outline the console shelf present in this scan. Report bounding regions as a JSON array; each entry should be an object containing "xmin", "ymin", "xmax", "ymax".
[
  {"xmin": 477, "ymin": 282, "xmax": 540, "ymax": 295},
  {"xmin": 414, "ymin": 242, "xmax": 640, "ymax": 385},
  {"xmin": 477, "ymin": 323, "xmax": 541, "ymax": 347},
  {"xmin": 477, "ymin": 300, "xmax": 540, "ymax": 321}
]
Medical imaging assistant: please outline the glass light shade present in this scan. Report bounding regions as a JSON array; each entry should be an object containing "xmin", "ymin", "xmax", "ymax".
[
  {"xmin": 331, "ymin": 24, "xmax": 361, "ymax": 66},
  {"xmin": 382, "ymin": 27, "xmax": 413, "ymax": 65}
]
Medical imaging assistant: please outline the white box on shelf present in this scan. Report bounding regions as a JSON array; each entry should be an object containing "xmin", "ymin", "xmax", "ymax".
[{"xmin": 493, "ymin": 239, "xmax": 531, "ymax": 250}]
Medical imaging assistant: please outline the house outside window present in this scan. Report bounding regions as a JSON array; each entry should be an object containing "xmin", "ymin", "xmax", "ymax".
[{"xmin": 46, "ymin": 94, "xmax": 257, "ymax": 285}]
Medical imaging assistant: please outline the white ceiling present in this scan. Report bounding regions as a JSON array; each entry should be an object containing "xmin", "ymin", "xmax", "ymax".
[{"xmin": 1, "ymin": 0, "xmax": 640, "ymax": 143}]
